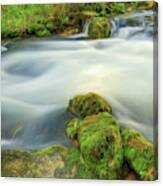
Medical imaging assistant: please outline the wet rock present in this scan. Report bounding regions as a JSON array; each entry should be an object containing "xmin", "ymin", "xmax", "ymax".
[
  {"xmin": 121, "ymin": 129, "xmax": 157, "ymax": 180},
  {"xmin": 68, "ymin": 92, "xmax": 112, "ymax": 118},
  {"xmin": 1, "ymin": 144, "xmax": 68, "ymax": 178},
  {"xmin": 88, "ymin": 17, "xmax": 111, "ymax": 39}
]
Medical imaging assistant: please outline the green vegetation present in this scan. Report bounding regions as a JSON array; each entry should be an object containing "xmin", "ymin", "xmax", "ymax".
[
  {"xmin": 54, "ymin": 148, "xmax": 94, "ymax": 179},
  {"xmin": 78, "ymin": 113, "xmax": 123, "ymax": 179},
  {"xmin": 121, "ymin": 129, "xmax": 157, "ymax": 180},
  {"xmin": 1, "ymin": 1, "xmax": 156, "ymax": 39},
  {"xmin": 88, "ymin": 17, "xmax": 111, "ymax": 39}
]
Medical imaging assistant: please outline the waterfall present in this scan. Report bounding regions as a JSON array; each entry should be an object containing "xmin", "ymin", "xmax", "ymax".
[{"xmin": 67, "ymin": 19, "xmax": 91, "ymax": 39}]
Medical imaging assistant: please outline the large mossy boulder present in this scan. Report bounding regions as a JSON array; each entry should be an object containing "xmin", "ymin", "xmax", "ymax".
[
  {"xmin": 68, "ymin": 92, "xmax": 112, "ymax": 118},
  {"xmin": 121, "ymin": 129, "xmax": 157, "ymax": 180},
  {"xmin": 1, "ymin": 145, "xmax": 68, "ymax": 178},
  {"xmin": 88, "ymin": 17, "xmax": 111, "ymax": 39},
  {"xmin": 66, "ymin": 112, "xmax": 123, "ymax": 179}
]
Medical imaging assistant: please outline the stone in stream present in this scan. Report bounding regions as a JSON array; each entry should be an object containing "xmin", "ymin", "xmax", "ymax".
[
  {"xmin": 68, "ymin": 92, "xmax": 112, "ymax": 118},
  {"xmin": 66, "ymin": 93, "xmax": 157, "ymax": 180},
  {"xmin": 88, "ymin": 17, "xmax": 111, "ymax": 39},
  {"xmin": 121, "ymin": 128, "xmax": 157, "ymax": 180},
  {"xmin": 66, "ymin": 112, "xmax": 124, "ymax": 179}
]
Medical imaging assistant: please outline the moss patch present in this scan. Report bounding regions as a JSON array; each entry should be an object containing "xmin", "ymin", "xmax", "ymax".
[
  {"xmin": 121, "ymin": 129, "xmax": 157, "ymax": 180},
  {"xmin": 88, "ymin": 17, "xmax": 111, "ymax": 39},
  {"xmin": 68, "ymin": 92, "xmax": 112, "ymax": 118},
  {"xmin": 78, "ymin": 112, "xmax": 123, "ymax": 179}
]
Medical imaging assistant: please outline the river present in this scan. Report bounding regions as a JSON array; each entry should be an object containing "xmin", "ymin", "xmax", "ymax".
[{"xmin": 1, "ymin": 10, "xmax": 157, "ymax": 150}]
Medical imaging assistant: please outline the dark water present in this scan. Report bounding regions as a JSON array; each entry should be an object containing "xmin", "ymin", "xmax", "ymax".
[{"xmin": 1, "ymin": 10, "xmax": 157, "ymax": 150}]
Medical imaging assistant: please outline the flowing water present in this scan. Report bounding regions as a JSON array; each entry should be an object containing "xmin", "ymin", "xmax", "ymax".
[{"xmin": 1, "ymin": 10, "xmax": 157, "ymax": 150}]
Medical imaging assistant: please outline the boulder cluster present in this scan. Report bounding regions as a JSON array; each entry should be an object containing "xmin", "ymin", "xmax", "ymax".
[
  {"xmin": 64, "ymin": 92, "xmax": 157, "ymax": 180},
  {"xmin": 1, "ymin": 92, "xmax": 157, "ymax": 180}
]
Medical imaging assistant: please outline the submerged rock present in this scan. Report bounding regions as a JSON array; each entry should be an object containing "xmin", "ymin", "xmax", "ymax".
[
  {"xmin": 1, "ymin": 144, "xmax": 68, "ymax": 178},
  {"xmin": 66, "ymin": 112, "xmax": 123, "ymax": 179},
  {"xmin": 88, "ymin": 17, "xmax": 111, "ymax": 39},
  {"xmin": 68, "ymin": 92, "xmax": 112, "ymax": 118},
  {"xmin": 121, "ymin": 129, "xmax": 157, "ymax": 180}
]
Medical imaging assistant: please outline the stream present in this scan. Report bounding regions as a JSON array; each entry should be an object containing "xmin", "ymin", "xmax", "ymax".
[{"xmin": 1, "ymin": 10, "xmax": 157, "ymax": 150}]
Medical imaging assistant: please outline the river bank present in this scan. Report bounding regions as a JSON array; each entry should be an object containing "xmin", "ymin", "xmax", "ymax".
[{"xmin": 1, "ymin": 1, "xmax": 156, "ymax": 40}]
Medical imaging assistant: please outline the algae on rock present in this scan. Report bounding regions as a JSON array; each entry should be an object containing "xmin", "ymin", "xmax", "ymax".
[{"xmin": 68, "ymin": 92, "xmax": 112, "ymax": 118}]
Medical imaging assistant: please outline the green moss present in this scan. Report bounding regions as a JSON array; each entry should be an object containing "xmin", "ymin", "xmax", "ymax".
[
  {"xmin": 76, "ymin": 112, "xmax": 123, "ymax": 179},
  {"xmin": 33, "ymin": 144, "xmax": 68, "ymax": 156},
  {"xmin": 88, "ymin": 17, "xmax": 111, "ymax": 39},
  {"xmin": 121, "ymin": 129, "xmax": 158, "ymax": 180},
  {"xmin": 80, "ymin": 11, "xmax": 99, "ymax": 18},
  {"xmin": 68, "ymin": 92, "xmax": 112, "ymax": 118},
  {"xmin": 66, "ymin": 118, "xmax": 81, "ymax": 140},
  {"xmin": 54, "ymin": 148, "xmax": 93, "ymax": 179},
  {"xmin": 2, "ymin": 2, "xmax": 157, "ymax": 39},
  {"xmin": 35, "ymin": 29, "xmax": 51, "ymax": 37}
]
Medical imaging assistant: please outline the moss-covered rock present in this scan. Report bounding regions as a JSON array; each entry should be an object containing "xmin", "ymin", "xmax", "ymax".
[
  {"xmin": 121, "ymin": 129, "xmax": 157, "ymax": 180},
  {"xmin": 1, "ymin": 144, "xmax": 68, "ymax": 178},
  {"xmin": 78, "ymin": 112, "xmax": 123, "ymax": 179},
  {"xmin": 68, "ymin": 92, "xmax": 112, "ymax": 118},
  {"xmin": 54, "ymin": 148, "xmax": 94, "ymax": 179},
  {"xmin": 66, "ymin": 112, "xmax": 123, "ymax": 179},
  {"xmin": 88, "ymin": 17, "xmax": 111, "ymax": 39}
]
